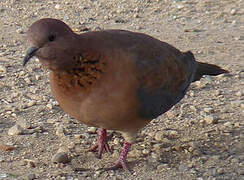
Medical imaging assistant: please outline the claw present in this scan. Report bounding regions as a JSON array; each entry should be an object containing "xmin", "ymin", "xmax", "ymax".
[
  {"xmin": 90, "ymin": 129, "xmax": 113, "ymax": 158},
  {"xmin": 104, "ymin": 141, "xmax": 132, "ymax": 172}
]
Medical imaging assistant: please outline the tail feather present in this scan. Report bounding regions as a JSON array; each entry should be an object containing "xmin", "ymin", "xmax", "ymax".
[{"xmin": 193, "ymin": 62, "xmax": 229, "ymax": 82}]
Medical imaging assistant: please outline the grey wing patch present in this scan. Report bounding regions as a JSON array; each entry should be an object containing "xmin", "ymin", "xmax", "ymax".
[
  {"xmin": 138, "ymin": 88, "xmax": 185, "ymax": 119},
  {"xmin": 136, "ymin": 51, "xmax": 197, "ymax": 120}
]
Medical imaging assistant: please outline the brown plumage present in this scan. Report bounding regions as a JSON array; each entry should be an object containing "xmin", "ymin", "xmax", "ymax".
[{"xmin": 23, "ymin": 18, "xmax": 228, "ymax": 171}]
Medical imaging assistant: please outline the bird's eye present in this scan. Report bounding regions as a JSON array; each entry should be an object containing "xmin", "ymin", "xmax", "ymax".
[{"xmin": 48, "ymin": 34, "xmax": 56, "ymax": 42}]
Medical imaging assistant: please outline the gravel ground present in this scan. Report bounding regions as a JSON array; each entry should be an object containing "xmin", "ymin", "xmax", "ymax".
[{"xmin": 0, "ymin": 0, "xmax": 243, "ymax": 179}]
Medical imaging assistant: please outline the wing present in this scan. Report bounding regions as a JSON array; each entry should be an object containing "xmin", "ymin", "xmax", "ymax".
[{"xmin": 135, "ymin": 47, "xmax": 197, "ymax": 119}]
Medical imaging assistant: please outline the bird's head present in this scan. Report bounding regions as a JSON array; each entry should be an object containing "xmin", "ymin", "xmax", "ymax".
[{"xmin": 23, "ymin": 18, "xmax": 78, "ymax": 71}]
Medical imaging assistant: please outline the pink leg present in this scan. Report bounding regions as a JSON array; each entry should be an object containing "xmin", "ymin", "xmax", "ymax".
[
  {"xmin": 90, "ymin": 128, "xmax": 112, "ymax": 158},
  {"xmin": 104, "ymin": 141, "xmax": 132, "ymax": 171}
]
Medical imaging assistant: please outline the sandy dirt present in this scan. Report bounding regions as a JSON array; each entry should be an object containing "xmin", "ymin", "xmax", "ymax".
[{"xmin": 0, "ymin": 0, "xmax": 243, "ymax": 179}]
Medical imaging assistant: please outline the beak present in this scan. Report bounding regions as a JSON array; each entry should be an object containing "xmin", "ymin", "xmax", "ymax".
[{"xmin": 23, "ymin": 47, "xmax": 39, "ymax": 66}]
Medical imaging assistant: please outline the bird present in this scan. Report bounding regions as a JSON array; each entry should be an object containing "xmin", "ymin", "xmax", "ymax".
[{"xmin": 23, "ymin": 18, "xmax": 228, "ymax": 171}]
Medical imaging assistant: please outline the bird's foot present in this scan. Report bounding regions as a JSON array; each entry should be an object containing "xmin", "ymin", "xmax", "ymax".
[
  {"xmin": 103, "ymin": 141, "xmax": 132, "ymax": 172},
  {"xmin": 90, "ymin": 128, "xmax": 113, "ymax": 158}
]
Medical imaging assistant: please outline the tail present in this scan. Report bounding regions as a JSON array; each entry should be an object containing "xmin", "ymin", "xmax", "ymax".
[{"xmin": 193, "ymin": 62, "xmax": 229, "ymax": 82}]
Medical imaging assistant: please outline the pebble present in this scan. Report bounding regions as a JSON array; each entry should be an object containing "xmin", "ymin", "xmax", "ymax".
[
  {"xmin": 87, "ymin": 127, "xmax": 97, "ymax": 134},
  {"xmin": 130, "ymin": 148, "xmax": 142, "ymax": 158},
  {"xmin": 154, "ymin": 131, "xmax": 164, "ymax": 141},
  {"xmin": 166, "ymin": 111, "xmax": 175, "ymax": 119},
  {"xmin": 215, "ymin": 90, "xmax": 221, "ymax": 96},
  {"xmin": 236, "ymin": 91, "xmax": 243, "ymax": 97},
  {"xmin": 0, "ymin": 144, "xmax": 15, "ymax": 152},
  {"xmin": 157, "ymin": 164, "xmax": 167, "ymax": 172},
  {"xmin": 230, "ymin": 9, "xmax": 237, "ymax": 15},
  {"xmin": 52, "ymin": 152, "xmax": 70, "ymax": 164},
  {"xmin": 46, "ymin": 103, "xmax": 53, "ymax": 109},
  {"xmin": 16, "ymin": 28, "xmax": 24, "ymax": 34},
  {"xmin": 178, "ymin": 163, "xmax": 188, "ymax": 171},
  {"xmin": 231, "ymin": 100, "xmax": 243, "ymax": 107},
  {"xmin": 223, "ymin": 121, "xmax": 232, "ymax": 127},
  {"xmin": 55, "ymin": 4, "xmax": 61, "ymax": 9},
  {"xmin": 195, "ymin": 81, "xmax": 206, "ymax": 88},
  {"xmin": 204, "ymin": 115, "xmax": 218, "ymax": 124},
  {"xmin": 57, "ymin": 146, "xmax": 70, "ymax": 153},
  {"xmin": 0, "ymin": 65, "xmax": 7, "ymax": 73},
  {"xmin": 27, "ymin": 173, "xmax": 36, "ymax": 180},
  {"xmin": 190, "ymin": 105, "xmax": 197, "ymax": 112},
  {"xmin": 167, "ymin": 130, "xmax": 178, "ymax": 138},
  {"xmin": 142, "ymin": 149, "xmax": 150, "ymax": 155},
  {"xmin": 27, "ymin": 100, "xmax": 36, "ymax": 107},
  {"xmin": 133, "ymin": 13, "xmax": 139, "ymax": 18},
  {"xmin": 56, "ymin": 126, "xmax": 66, "ymax": 137},
  {"xmin": 113, "ymin": 138, "xmax": 120, "ymax": 145},
  {"xmin": 17, "ymin": 119, "xmax": 31, "ymax": 129},
  {"xmin": 8, "ymin": 124, "xmax": 24, "ymax": 136},
  {"xmin": 22, "ymin": 159, "xmax": 36, "ymax": 168},
  {"xmin": 204, "ymin": 107, "xmax": 214, "ymax": 113},
  {"xmin": 46, "ymin": 119, "xmax": 56, "ymax": 124},
  {"xmin": 241, "ymin": 104, "xmax": 244, "ymax": 109}
]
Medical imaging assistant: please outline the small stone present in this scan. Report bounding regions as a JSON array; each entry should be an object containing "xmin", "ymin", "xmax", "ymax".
[
  {"xmin": 223, "ymin": 121, "xmax": 232, "ymax": 127},
  {"xmin": 113, "ymin": 138, "xmax": 120, "ymax": 145},
  {"xmin": 217, "ymin": 168, "xmax": 224, "ymax": 175},
  {"xmin": 56, "ymin": 127, "xmax": 66, "ymax": 137},
  {"xmin": 154, "ymin": 131, "xmax": 164, "ymax": 141},
  {"xmin": 195, "ymin": 81, "xmax": 206, "ymax": 88},
  {"xmin": 74, "ymin": 134, "xmax": 82, "ymax": 139},
  {"xmin": 190, "ymin": 105, "xmax": 197, "ymax": 112},
  {"xmin": 46, "ymin": 103, "xmax": 53, "ymax": 109},
  {"xmin": 189, "ymin": 142, "xmax": 198, "ymax": 150},
  {"xmin": 176, "ymin": 4, "xmax": 184, "ymax": 9},
  {"xmin": 35, "ymin": 75, "xmax": 40, "ymax": 80},
  {"xmin": 133, "ymin": 13, "xmax": 139, "ymax": 18},
  {"xmin": 230, "ymin": 9, "xmax": 237, "ymax": 15},
  {"xmin": 87, "ymin": 127, "xmax": 97, "ymax": 134},
  {"xmin": 157, "ymin": 164, "xmax": 167, "ymax": 172},
  {"xmin": 57, "ymin": 146, "xmax": 70, "ymax": 153},
  {"xmin": 27, "ymin": 173, "xmax": 36, "ymax": 180},
  {"xmin": 23, "ymin": 159, "xmax": 36, "ymax": 168},
  {"xmin": 27, "ymin": 100, "xmax": 36, "ymax": 107},
  {"xmin": 0, "ymin": 144, "xmax": 16, "ymax": 151},
  {"xmin": 130, "ymin": 148, "xmax": 142, "ymax": 158},
  {"xmin": 0, "ymin": 65, "xmax": 7, "ymax": 73},
  {"xmin": 67, "ymin": 142, "xmax": 75, "ymax": 149},
  {"xmin": 16, "ymin": 28, "xmax": 24, "ymax": 34},
  {"xmin": 241, "ymin": 104, "xmax": 244, "ymax": 109},
  {"xmin": 204, "ymin": 107, "xmax": 214, "ymax": 113},
  {"xmin": 151, "ymin": 152, "xmax": 159, "ymax": 160},
  {"xmin": 166, "ymin": 111, "xmax": 175, "ymax": 119},
  {"xmin": 215, "ymin": 90, "xmax": 221, "ymax": 96},
  {"xmin": 231, "ymin": 158, "xmax": 239, "ymax": 163},
  {"xmin": 204, "ymin": 115, "xmax": 218, "ymax": 124},
  {"xmin": 236, "ymin": 91, "xmax": 243, "ymax": 97},
  {"xmin": 52, "ymin": 152, "xmax": 70, "ymax": 164},
  {"xmin": 24, "ymin": 77, "xmax": 31, "ymax": 84},
  {"xmin": 46, "ymin": 119, "xmax": 56, "ymax": 124},
  {"xmin": 167, "ymin": 130, "xmax": 178, "ymax": 139},
  {"xmin": 179, "ymin": 163, "xmax": 188, "ymax": 171},
  {"xmin": 196, "ymin": 178, "xmax": 203, "ymax": 180},
  {"xmin": 55, "ymin": 4, "xmax": 61, "ymax": 9},
  {"xmin": 234, "ymin": 122, "xmax": 240, "ymax": 128},
  {"xmin": 17, "ymin": 119, "xmax": 31, "ymax": 129},
  {"xmin": 8, "ymin": 125, "xmax": 24, "ymax": 136},
  {"xmin": 142, "ymin": 149, "xmax": 150, "ymax": 155},
  {"xmin": 231, "ymin": 100, "xmax": 243, "ymax": 107}
]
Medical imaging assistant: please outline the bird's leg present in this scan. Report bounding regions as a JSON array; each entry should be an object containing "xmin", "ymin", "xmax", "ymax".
[
  {"xmin": 104, "ymin": 141, "xmax": 132, "ymax": 171},
  {"xmin": 90, "ymin": 128, "xmax": 113, "ymax": 158}
]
